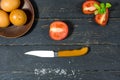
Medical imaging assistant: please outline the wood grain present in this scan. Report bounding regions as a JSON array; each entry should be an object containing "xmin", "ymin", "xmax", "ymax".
[{"xmin": 0, "ymin": 0, "xmax": 120, "ymax": 80}]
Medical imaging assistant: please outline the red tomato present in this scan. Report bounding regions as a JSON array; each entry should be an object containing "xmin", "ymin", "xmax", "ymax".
[
  {"xmin": 82, "ymin": 0, "xmax": 99, "ymax": 14},
  {"xmin": 49, "ymin": 21, "xmax": 68, "ymax": 40},
  {"xmin": 95, "ymin": 9, "xmax": 109, "ymax": 26},
  {"xmin": 87, "ymin": 0, "xmax": 96, "ymax": 1}
]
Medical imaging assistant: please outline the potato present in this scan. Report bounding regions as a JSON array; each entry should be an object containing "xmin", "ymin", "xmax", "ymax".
[
  {"xmin": 0, "ymin": 10, "xmax": 10, "ymax": 28},
  {"xmin": 1, "ymin": 0, "xmax": 20, "ymax": 12},
  {"xmin": 9, "ymin": 9, "xmax": 27, "ymax": 26}
]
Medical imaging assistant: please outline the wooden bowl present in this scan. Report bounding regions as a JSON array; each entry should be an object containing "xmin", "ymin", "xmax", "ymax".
[{"xmin": 0, "ymin": 0, "xmax": 34, "ymax": 38}]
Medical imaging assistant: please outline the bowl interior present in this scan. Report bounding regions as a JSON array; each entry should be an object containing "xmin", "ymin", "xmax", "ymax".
[{"xmin": 0, "ymin": 0, "xmax": 34, "ymax": 38}]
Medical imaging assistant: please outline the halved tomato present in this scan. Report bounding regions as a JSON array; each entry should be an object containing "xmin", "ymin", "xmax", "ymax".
[
  {"xmin": 95, "ymin": 9, "xmax": 109, "ymax": 26},
  {"xmin": 82, "ymin": 0, "xmax": 99, "ymax": 14},
  {"xmin": 49, "ymin": 21, "xmax": 68, "ymax": 40},
  {"xmin": 87, "ymin": 0, "xmax": 96, "ymax": 1}
]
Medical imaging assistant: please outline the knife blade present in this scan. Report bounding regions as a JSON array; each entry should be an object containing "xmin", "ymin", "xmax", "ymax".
[{"xmin": 24, "ymin": 47, "xmax": 89, "ymax": 57}]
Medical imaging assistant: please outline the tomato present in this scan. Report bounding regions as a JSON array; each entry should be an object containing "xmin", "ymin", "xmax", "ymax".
[
  {"xmin": 87, "ymin": 0, "xmax": 96, "ymax": 1},
  {"xmin": 0, "ymin": 10, "xmax": 10, "ymax": 28},
  {"xmin": 9, "ymin": 9, "xmax": 27, "ymax": 26},
  {"xmin": 82, "ymin": 0, "xmax": 99, "ymax": 14},
  {"xmin": 1, "ymin": 0, "xmax": 20, "ymax": 12},
  {"xmin": 49, "ymin": 21, "xmax": 68, "ymax": 40},
  {"xmin": 95, "ymin": 9, "xmax": 109, "ymax": 26}
]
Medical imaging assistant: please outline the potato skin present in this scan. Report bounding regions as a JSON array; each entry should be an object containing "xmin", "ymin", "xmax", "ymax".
[
  {"xmin": 9, "ymin": 9, "xmax": 27, "ymax": 26},
  {"xmin": 0, "ymin": 10, "xmax": 10, "ymax": 28},
  {"xmin": 1, "ymin": 0, "xmax": 20, "ymax": 12}
]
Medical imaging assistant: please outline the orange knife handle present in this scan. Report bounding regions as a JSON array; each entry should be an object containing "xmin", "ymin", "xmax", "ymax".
[{"xmin": 58, "ymin": 47, "xmax": 89, "ymax": 57}]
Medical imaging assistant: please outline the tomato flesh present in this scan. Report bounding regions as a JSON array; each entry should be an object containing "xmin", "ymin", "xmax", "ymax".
[
  {"xmin": 49, "ymin": 21, "xmax": 68, "ymax": 40},
  {"xmin": 95, "ymin": 9, "xmax": 109, "ymax": 26},
  {"xmin": 82, "ymin": 0, "xmax": 99, "ymax": 14}
]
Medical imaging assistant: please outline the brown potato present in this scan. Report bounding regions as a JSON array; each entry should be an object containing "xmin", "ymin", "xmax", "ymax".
[
  {"xmin": 0, "ymin": 10, "xmax": 10, "ymax": 28},
  {"xmin": 1, "ymin": 0, "xmax": 20, "ymax": 12},
  {"xmin": 9, "ymin": 9, "xmax": 27, "ymax": 26}
]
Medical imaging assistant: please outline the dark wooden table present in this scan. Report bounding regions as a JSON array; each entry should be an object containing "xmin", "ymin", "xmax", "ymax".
[{"xmin": 0, "ymin": 0, "xmax": 120, "ymax": 80}]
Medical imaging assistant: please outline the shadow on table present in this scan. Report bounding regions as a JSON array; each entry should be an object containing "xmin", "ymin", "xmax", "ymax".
[{"xmin": 63, "ymin": 20, "xmax": 74, "ymax": 38}]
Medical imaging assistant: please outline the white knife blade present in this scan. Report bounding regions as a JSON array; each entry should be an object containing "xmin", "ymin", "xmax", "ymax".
[{"xmin": 25, "ymin": 50, "xmax": 55, "ymax": 57}]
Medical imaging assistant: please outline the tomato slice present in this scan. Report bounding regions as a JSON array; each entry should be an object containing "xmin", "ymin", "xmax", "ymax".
[
  {"xmin": 95, "ymin": 9, "xmax": 109, "ymax": 26},
  {"xmin": 87, "ymin": 0, "xmax": 96, "ymax": 1},
  {"xmin": 82, "ymin": 0, "xmax": 99, "ymax": 14},
  {"xmin": 49, "ymin": 21, "xmax": 68, "ymax": 40}
]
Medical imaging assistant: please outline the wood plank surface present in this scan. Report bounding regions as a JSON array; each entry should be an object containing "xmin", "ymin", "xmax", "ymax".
[
  {"xmin": 0, "ymin": 19, "xmax": 119, "ymax": 45},
  {"xmin": 0, "ymin": 45, "xmax": 120, "ymax": 80},
  {"xmin": 0, "ymin": 0, "xmax": 120, "ymax": 80}
]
